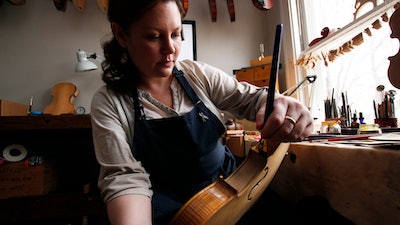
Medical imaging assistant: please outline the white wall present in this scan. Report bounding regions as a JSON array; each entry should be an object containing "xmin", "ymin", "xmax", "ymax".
[{"xmin": 0, "ymin": 0, "xmax": 282, "ymax": 112}]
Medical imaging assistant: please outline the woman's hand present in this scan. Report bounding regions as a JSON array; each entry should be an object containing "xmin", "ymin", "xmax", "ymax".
[{"xmin": 255, "ymin": 93, "xmax": 313, "ymax": 141}]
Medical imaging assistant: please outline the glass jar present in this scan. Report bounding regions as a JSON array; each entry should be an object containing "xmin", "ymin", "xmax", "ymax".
[{"xmin": 320, "ymin": 120, "xmax": 341, "ymax": 134}]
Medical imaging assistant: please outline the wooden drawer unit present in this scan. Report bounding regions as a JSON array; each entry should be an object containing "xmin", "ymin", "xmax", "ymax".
[
  {"xmin": 254, "ymin": 64, "xmax": 271, "ymax": 81},
  {"xmin": 234, "ymin": 64, "xmax": 278, "ymax": 88},
  {"xmin": 236, "ymin": 69, "xmax": 254, "ymax": 82}
]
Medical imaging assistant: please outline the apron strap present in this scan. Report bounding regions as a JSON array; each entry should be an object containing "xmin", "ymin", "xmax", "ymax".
[
  {"xmin": 132, "ymin": 89, "xmax": 146, "ymax": 120},
  {"xmin": 173, "ymin": 67, "xmax": 203, "ymax": 106},
  {"xmin": 132, "ymin": 67, "xmax": 200, "ymax": 120}
]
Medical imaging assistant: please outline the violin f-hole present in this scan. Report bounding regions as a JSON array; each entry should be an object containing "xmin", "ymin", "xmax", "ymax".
[{"xmin": 247, "ymin": 167, "xmax": 269, "ymax": 200}]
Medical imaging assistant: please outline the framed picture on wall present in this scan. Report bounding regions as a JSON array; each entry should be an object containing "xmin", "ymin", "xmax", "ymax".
[{"xmin": 178, "ymin": 20, "xmax": 197, "ymax": 61}]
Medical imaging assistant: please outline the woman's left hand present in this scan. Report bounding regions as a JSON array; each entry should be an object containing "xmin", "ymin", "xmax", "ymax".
[{"xmin": 255, "ymin": 93, "xmax": 314, "ymax": 141}]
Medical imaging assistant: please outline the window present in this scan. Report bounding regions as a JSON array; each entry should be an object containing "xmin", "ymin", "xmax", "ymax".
[{"xmin": 291, "ymin": 0, "xmax": 399, "ymax": 126}]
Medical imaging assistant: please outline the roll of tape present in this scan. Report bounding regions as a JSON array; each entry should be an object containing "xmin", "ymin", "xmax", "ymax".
[{"xmin": 2, "ymin": 144, "xmax": 28, "ymax": 162}]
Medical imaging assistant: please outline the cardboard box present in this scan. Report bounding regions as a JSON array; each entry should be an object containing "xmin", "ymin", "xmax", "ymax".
[
  {"xmin": 0, "ymin": 160, "xmax": 59, "ymax": 199},
  {"xmin": 225, "ymin": 130, "xmax": 259, "ymax": 157},
  {"xmin": 0, "ymin": 100, "xmax": 28, "ymax": 116},
  {"xmin": 226, "ymin": 135, "xmax": 245, "ymax": 157}
]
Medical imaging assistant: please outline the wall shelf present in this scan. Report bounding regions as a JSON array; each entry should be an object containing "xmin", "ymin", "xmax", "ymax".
[
  {"xmin": 0, "ymin": 114, "xmax": 91, "ymax": 131},
  {"xmin": 297, "ymin": 0, "xmax": 400, "ymax": 68}
]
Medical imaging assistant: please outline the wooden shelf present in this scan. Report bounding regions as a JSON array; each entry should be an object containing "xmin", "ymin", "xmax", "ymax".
[
  {"xmin": 0, "ymin": 114, "xmax": 103, "ymax": 225},
  {"xmin": 0, "ymin": 114, "xmax": 91, "ymax": 131},
  {"xmin": 297, "ymin": 0, "xmax": 400, "ymax": 68}
]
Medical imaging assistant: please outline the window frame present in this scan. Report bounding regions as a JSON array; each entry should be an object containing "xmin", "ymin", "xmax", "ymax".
[{"xmin": 281, "ymin": 0, "xmax": 400, "ymax": 124}]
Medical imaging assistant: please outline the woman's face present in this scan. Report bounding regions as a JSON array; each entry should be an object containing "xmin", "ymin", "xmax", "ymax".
[{"xmin": 116, "ymin": 1, "xmax": 182, "ymax": 80}]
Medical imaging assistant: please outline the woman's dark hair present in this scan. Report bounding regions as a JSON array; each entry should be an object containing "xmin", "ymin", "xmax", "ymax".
[{"xmin": 101, "ymin": 0, "xmax": 184, "ymax": 94}]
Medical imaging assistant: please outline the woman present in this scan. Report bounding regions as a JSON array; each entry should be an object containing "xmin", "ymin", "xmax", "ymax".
[{"xmin": 90, "ymin": 0, "xmax": 313, "ymax": 225}]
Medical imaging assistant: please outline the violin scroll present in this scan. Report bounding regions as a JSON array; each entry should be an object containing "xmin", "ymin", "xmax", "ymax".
[{"xmin": 308, "ymin": 27, "xmax": 333, "ymax": 47}]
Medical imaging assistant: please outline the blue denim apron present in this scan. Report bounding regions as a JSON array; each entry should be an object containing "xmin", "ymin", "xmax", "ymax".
[{"xmin": 131, "ymin": 67, "xmax": 236, "ymax": 225}]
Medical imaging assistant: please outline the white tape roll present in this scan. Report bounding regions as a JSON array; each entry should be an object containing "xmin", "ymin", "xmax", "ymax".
[{"xmin": 2, "ymin": 144, "xmax": 28, "ymax": 162}]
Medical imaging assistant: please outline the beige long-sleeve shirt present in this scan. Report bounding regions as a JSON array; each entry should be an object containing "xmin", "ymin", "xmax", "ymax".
[{"xmin": 90, "ymin": 59, "xmax": 268, "ymax": 202}]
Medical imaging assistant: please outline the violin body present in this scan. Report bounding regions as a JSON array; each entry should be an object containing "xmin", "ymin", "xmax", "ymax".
[
  {"xmin": 97, "ymin": 0, "xmax": 108, "ymax": 13},
  {"xmin": 181, "ymin": 0, "xmax": 189, "ymax": 17},
  {"xmin": 252, "ymin": 0, "xmax": 273, "ymax": 11},
  {"xmin": 43, "ymin": 82, "xmax": 78, "ymax": 115},
  {"xmin": 72, "ymin": 0, "xmax": 86, "ymax": 12},
  {"xmin": 208, "ymin": 0, "xmax": 217, "ymax": 22},
  {"xmin": 227, "ymin": 0, "xmax": 235, "ymax": 22},
  {"xmin": 169, "ymin": 141, "xmax": 290, "ymax": 225},
  {"xmin": 388, "ymin": 6, "xmax": 400, "ymax": 88},
  {"xmin": 53, "ymin": 0, "xmax": 67, "ymax": 12}
]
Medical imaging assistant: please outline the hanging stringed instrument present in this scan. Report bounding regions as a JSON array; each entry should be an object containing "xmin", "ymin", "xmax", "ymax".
[
  {"xmin": 252, "ymin": 0, "xmax": 273, "ymax": 11},
  {"xmin": 181, "ymin": 0, "xmax": 189, "ymax": 18},
  {"xmin": 209, "ymin": 0, "xmax": 217, "ymax": 22},
  {"xmin": 169, "ymin": 24, "xmax": 285, "ymax": 225},
  {"xmin": 72, "ymin": 0, "xmax": 86, "ymax": 12},
  {"xmin": 227, "ymin": 0, "xmax": 235, "ymax": 22},
  {"xmin": 388, "ymin": 4, "xmax": 400, "ymax": 88},
  {"xmin": 97, "ymin": 0, "xmax": 108, "ymax": 13},
  {"xmin": 53, "ymin": 0, "xmax": 67, "ymax": 12}
]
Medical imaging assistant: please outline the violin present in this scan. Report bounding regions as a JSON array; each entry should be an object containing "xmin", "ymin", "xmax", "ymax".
[
  {"xmin": 53, "ymin": 0, "xmax": 67, "ymax": 12},
  {"xmin": 72, "ymin": 0, "xmax": 86, "ymax": 12},
  {"xmin": 181, "ymin": 0, "xmax": 189, "ymax": 18},
  {"xmin": 169, "ymin": 141, "xmax": 290, "ymax": 225},
  {"xmin": 252, "ymin": 0, "xmax": 273, "ymax": 11},
  {"xmin": 43, "ymin": 82, "xmax": 78, "ymax": 115},
  {"xmin": 97, "ymin": 0, "xmax": 108, "ymax": 13},
  {"xmin": 227, "ymin": 0, "xmax": 235, "ymax": 22},
  {"xmin": 209, "ymin": 0, "xmax": 217, "ymax": 22},
  {"xmin": 388, "ymin": 5, "xmax": 400, "ymax": 88},
  {"xmin": 208, "ymin": 0, "xmax": 235, "ymax": 22}
]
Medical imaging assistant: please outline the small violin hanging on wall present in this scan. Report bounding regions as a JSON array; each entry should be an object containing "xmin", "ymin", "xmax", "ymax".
[
  {"xmin": 53, "ymin": 0, "xmax": 67, "ymax": 12},
  {"xmin": 252, "ymin": 0, "xmax": 273, "ymax": 11},
  {"xmin": 208, "ymin": 0, "xmax": 217, "ymax": 22},
  {"xmin": 181, "ymin": 0, "xmax": 189, "ymax": 18},
  {"xmin": 227, "ymin": 0, "xmax": 235, "ymax": 22},
  {"xmin": 208, "ymin": 0, "xmax": 235, "ymax": 22}
]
